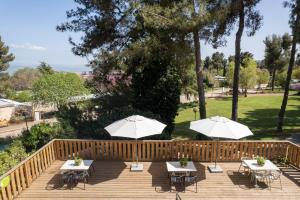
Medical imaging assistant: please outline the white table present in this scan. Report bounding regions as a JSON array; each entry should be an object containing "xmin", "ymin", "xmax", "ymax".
[
  {"xmin": 243, "ymin": 160, "xmax": 279, "ymax": 188},
  {"xmin": 166, "ymin": 161, "xmax": 197, "ymax": 173},
  {"xmin": 60, "ymin": 160, "xmax": 94, "ymax": 171},
  {"xmin": 243, "ymin": 160, "xmax": 279, "ymax": 171}
]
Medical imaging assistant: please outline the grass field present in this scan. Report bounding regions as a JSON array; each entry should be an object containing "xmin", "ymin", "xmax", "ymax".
[{"xmin": 173, "ymin": 94, "xmax": 300, "ymax": 140}]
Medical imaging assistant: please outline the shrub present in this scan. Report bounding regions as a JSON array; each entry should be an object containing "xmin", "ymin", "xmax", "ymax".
[
  {"xmin": 13, "ymin": 91, "xmax": 32, "ymax": 102},
  {"xmin": 0, "ymin": 140, "xmax": 27, "ymax": 176},
  {"xmin": 21, "ymin": 122, "xmax": 75, "ymax": 152}
]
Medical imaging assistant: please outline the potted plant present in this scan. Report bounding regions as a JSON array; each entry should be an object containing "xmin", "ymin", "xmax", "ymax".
[
  {"xmin": 256, "ymin": 156, "xmax": 265, "ymax": 166},
  {"xmin": 180, "ymin": 157, "xmax": 188, "ymax": 168},
  {"xmin": 74, "ymin": 156, "xmax": 83, "ymax": 166}
]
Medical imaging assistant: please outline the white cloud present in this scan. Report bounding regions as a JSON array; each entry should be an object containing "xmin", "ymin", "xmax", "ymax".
[{"xmin": 10, "ymin": 43, "xmax": 46, "ymax": 51}]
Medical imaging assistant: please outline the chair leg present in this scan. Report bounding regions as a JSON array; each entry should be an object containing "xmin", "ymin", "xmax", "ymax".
[
  {"xmin": 195, "ymin": 181, "xmax": 197, "ymax": 193},
  {"xmin": 279, "ymin": 176, "xmax": 282, "ymax": 190},
  {"xmin": 238, "ymin": 163, "xmax": 242, "ymax": 172}
]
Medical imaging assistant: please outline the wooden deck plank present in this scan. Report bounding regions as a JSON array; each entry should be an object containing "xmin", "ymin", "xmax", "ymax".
[{"xmin": 16, "ymin": 161, "xmax": 300, "ymax": 200}]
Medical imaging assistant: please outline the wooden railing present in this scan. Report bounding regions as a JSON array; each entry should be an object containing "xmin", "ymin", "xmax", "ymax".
[
  {"xmin": 0, "ymin": 139, "xmax": 299, "ymax": 200},
  {"xmin": 0, "ymin": 140, "xmax": 56, "ymax": 200},
  {"xmin": 286, "ymin": 142, "xmax": 300, "ymax": 169},
  {"xmin": 54, "ymin": 139, "xmax": 290, "ymax": 162}
]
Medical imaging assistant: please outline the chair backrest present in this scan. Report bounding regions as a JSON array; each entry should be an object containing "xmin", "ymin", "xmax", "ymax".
[
  {"xmin": 0, "ymin": 176, "xmax": 10, "ymax": 188},
  {"xmin": 241, "ymin": 157, "xmax": 251, "ymax": 161}
]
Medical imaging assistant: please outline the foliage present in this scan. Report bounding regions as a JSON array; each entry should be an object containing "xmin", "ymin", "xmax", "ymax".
[
  {"xmin": 37, "ymin": 62, "xmax": 55, "ymax": 75},
  {"xmin": 239, "ymin": 57, "xmax": 257, "ymax": 96},
  {"xmin": 275, "ymin": 70, "xmax": 287, "ymax": 88},
  {"xmin": 264, "ymin": 33, "xmax": 292, "ymax": 90},
  {"xmin": 277, "ymin": 0, "xmax": 300, "ymax": 132},
  {"xmin": 179, "ymin": 157, "xmax": 188, "ymax": 167},
  {"xmin": 11, "ymin": 67, "xmax": 41, "ymax": 91},
  {"xmin": 211, "ymin": 52, "xmax": 227, "ymax": 76},
  {"xmin": 32, "ymin": 72, "xmax": 89, "ymax": 107},
  {"xmin": 293, "ymin": 67, "xmax": 300, "ymax": 79},
  {"xmin": 0, "ymin": 36, "xmax": 14, "ymax": 72},
  {"xmin": 256, "ymin": 156, "xmax": 265, "ymax": 166},
  {"xmin": 21, "ymin": 122, "xmax": 75, "ymax": 152},
  {"xmin": 0, "ymin": 140, "xmax": 27, "ymax": 176},
  {"xmin": 57, "ymin": 97, "xmax": 171, "ymax": 140},
  {"xmin": 74, "ymin": 156, "xmax": 83, "ymax": 166},
  {"xmin": 57, "ymin": 0, "xmax": 136, "ymax": 56},
  {"xmin": 227, "ymin": 55, "xmax": 258, "ymax": 95},
  {"xmin": 10, "ymin": 91, "xmax": 32, "ymax": 102},
  {"xmin": 256, "ymin": 68, "xmax": 270, "ymax": 89},
  {"xmin": 181, "ymin": 63, "xmax": 198, "ymax": 100},
  {"xmin": 203, "ymin": 70, "xmax": 217, "ymax": 88},
  {"xmin": 0, "ymin": 72, "xmax": 11, "ymax": 98},
  {"xmin": 212, "ymin": 0, "xmax": 262, "ymax": 121}
]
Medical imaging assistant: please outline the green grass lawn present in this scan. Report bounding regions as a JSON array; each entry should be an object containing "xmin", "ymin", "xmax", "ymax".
[{"xmin": 174, "ymin": 94, "xmax": 300, "ymax": 140}]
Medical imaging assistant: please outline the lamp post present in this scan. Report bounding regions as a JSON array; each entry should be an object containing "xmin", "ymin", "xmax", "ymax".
[{"xmin": 22, "ymin": 111, "xmax": 29, "ymax": 131}]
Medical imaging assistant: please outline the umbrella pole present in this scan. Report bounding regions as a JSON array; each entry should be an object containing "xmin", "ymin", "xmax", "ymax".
[
  {"xmin": 136, "ymin": 139, "xmax": 138, "ymax": 165},
  {"xmin": 215, "ymin": 138, "xmax": 219, "ymax": 168}
]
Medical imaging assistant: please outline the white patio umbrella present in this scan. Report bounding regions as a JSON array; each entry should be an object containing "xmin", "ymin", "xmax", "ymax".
[
  {"xmin": 105, "ymin": 115, "xmax": 166, "ymax": 171},
  {"xmin": 190, "ymin": 116, "xmax": 253, "ymax": 173}
]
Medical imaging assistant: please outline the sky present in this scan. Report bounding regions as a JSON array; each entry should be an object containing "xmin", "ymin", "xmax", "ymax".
[{"xmin": 0, "ymin": 0, "xmax": 291, "ymax": 74}]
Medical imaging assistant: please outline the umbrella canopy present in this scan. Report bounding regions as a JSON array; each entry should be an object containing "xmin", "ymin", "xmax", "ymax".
[
  {"xmin": 190, "ymin": 116, "xmax": 253, "ymax": 139},
  {"xmin": 105, "ymin": 115, "xmax": 166, "ymax": 139}
]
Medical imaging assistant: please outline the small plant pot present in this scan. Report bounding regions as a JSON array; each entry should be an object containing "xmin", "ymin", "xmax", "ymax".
[{"xmin": 74, "ymin": 159, "xmax": 82, "ymax": 166}]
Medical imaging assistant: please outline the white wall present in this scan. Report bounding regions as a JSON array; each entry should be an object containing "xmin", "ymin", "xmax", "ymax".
[{"xmin": 0, "ymin": 106, "xmax": 15, "ymax": 120}]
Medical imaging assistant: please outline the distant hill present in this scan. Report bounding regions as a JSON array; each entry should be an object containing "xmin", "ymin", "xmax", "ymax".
[{"xmin": 7, "ymin": 64, "xmax": 91, "ymax": 75}]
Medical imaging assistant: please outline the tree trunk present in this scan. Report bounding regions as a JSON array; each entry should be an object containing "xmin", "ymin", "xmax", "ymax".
[
  {"xmin": 231, "ymin": 0, "xmax": 244, "ymax": 121},
  {"xmin": 244, "ymin": 88, "xmax": 247, "ymax": 97},
  {"xmin": 271, "ymin": 68, "xmax": 276, "ymax": 91},
  {"xmin": 193, "ymin": 29, "xmax": 206, "ymax": 119},
  {"xmin": 223, "ymin": 64, "xmax": 227, "ymax": 77},
  {"xmin": 277, "ymin": 15, "xmax": 298, "ymax": 132}
]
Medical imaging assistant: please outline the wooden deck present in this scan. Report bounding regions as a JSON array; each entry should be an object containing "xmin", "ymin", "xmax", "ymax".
[{"xmin": 16, "ymin": 161, "xmax": 300, "ymax": 200}]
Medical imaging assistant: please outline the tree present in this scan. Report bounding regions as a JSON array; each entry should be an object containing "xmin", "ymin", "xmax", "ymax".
[
  {"xmin": 212, "ymin": 0, "xmax": 262, "ymax": 121},
  {"xmin": 256, "ymin": 68, "xmax": 270, "ymax": 90},
  {"xmin": 0, "ymin": 36, "xmax": 14, "ymax": 72},
  {"xmin": 293, "ymin": 67, "xmax": 300, "ymax": 79},
  {"xmin": 32, "ymin": 72, "xmax": 89, "ymax": 107},
  {"xmin": 0, "ymin": 73, "xmax": 11, "ymax": 98},
  {"xmin": 203, "ymin": 56, "xmax": 211, "ymax": 70},
  {"xmin": 211, "ymin": 52, "xmax": 226, "ymax": 75},
  {"xmin": 227, "ymin": 55, "xmax": 258, "ymax": 96},
  {"xmin": 141, "ymin": 1, "xmax": 231, "ymax": 119},
  {"xmin": 277, "ymin": 0, "xmax": 300, "ymax": 132},
  {"xmin": 37, "ymin": 62, "xmax": 55, "ymax": 75},
  {"xmin": 264, "ymin": 34, "xmax": 291, "ymax": 91},
  {"xmin": 10, "ymin": 67, "xmax": 41, "ymax": 91},
  {"xmin": 0, "ymin": 36, "xmax": 14, "ymax": 97},
  {"xmin": 239, "ymin": 57, "xmax": 257, "ymax": 97},
  {"xmin": 57, "ymin": 0, "xmax": 136, "ymax": 56}
]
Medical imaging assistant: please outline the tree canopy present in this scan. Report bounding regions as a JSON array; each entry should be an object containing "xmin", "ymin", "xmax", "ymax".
[
  {"xmin": 0, "ymin": 36, "xmax": 14, "ymax": 72},
  {"xmin": 11, "ymin": 67, "xmax": 41, "ymax": 91},
  {"xmin": 32, "ymin": 72, "xmax": 89, "ymax": 107}
]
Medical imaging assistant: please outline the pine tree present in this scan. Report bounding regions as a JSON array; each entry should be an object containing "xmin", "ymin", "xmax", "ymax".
[
  {"xmin": 211, "ymin": 0, "xmax": 262, "ymax": 121},
  {"xmin": 277, "ymin": 0, "xmax": 300, "ymax": 132},
  {"xmin": 0, "ymin": 36, "xmax": 14, "ymax": 72}
]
